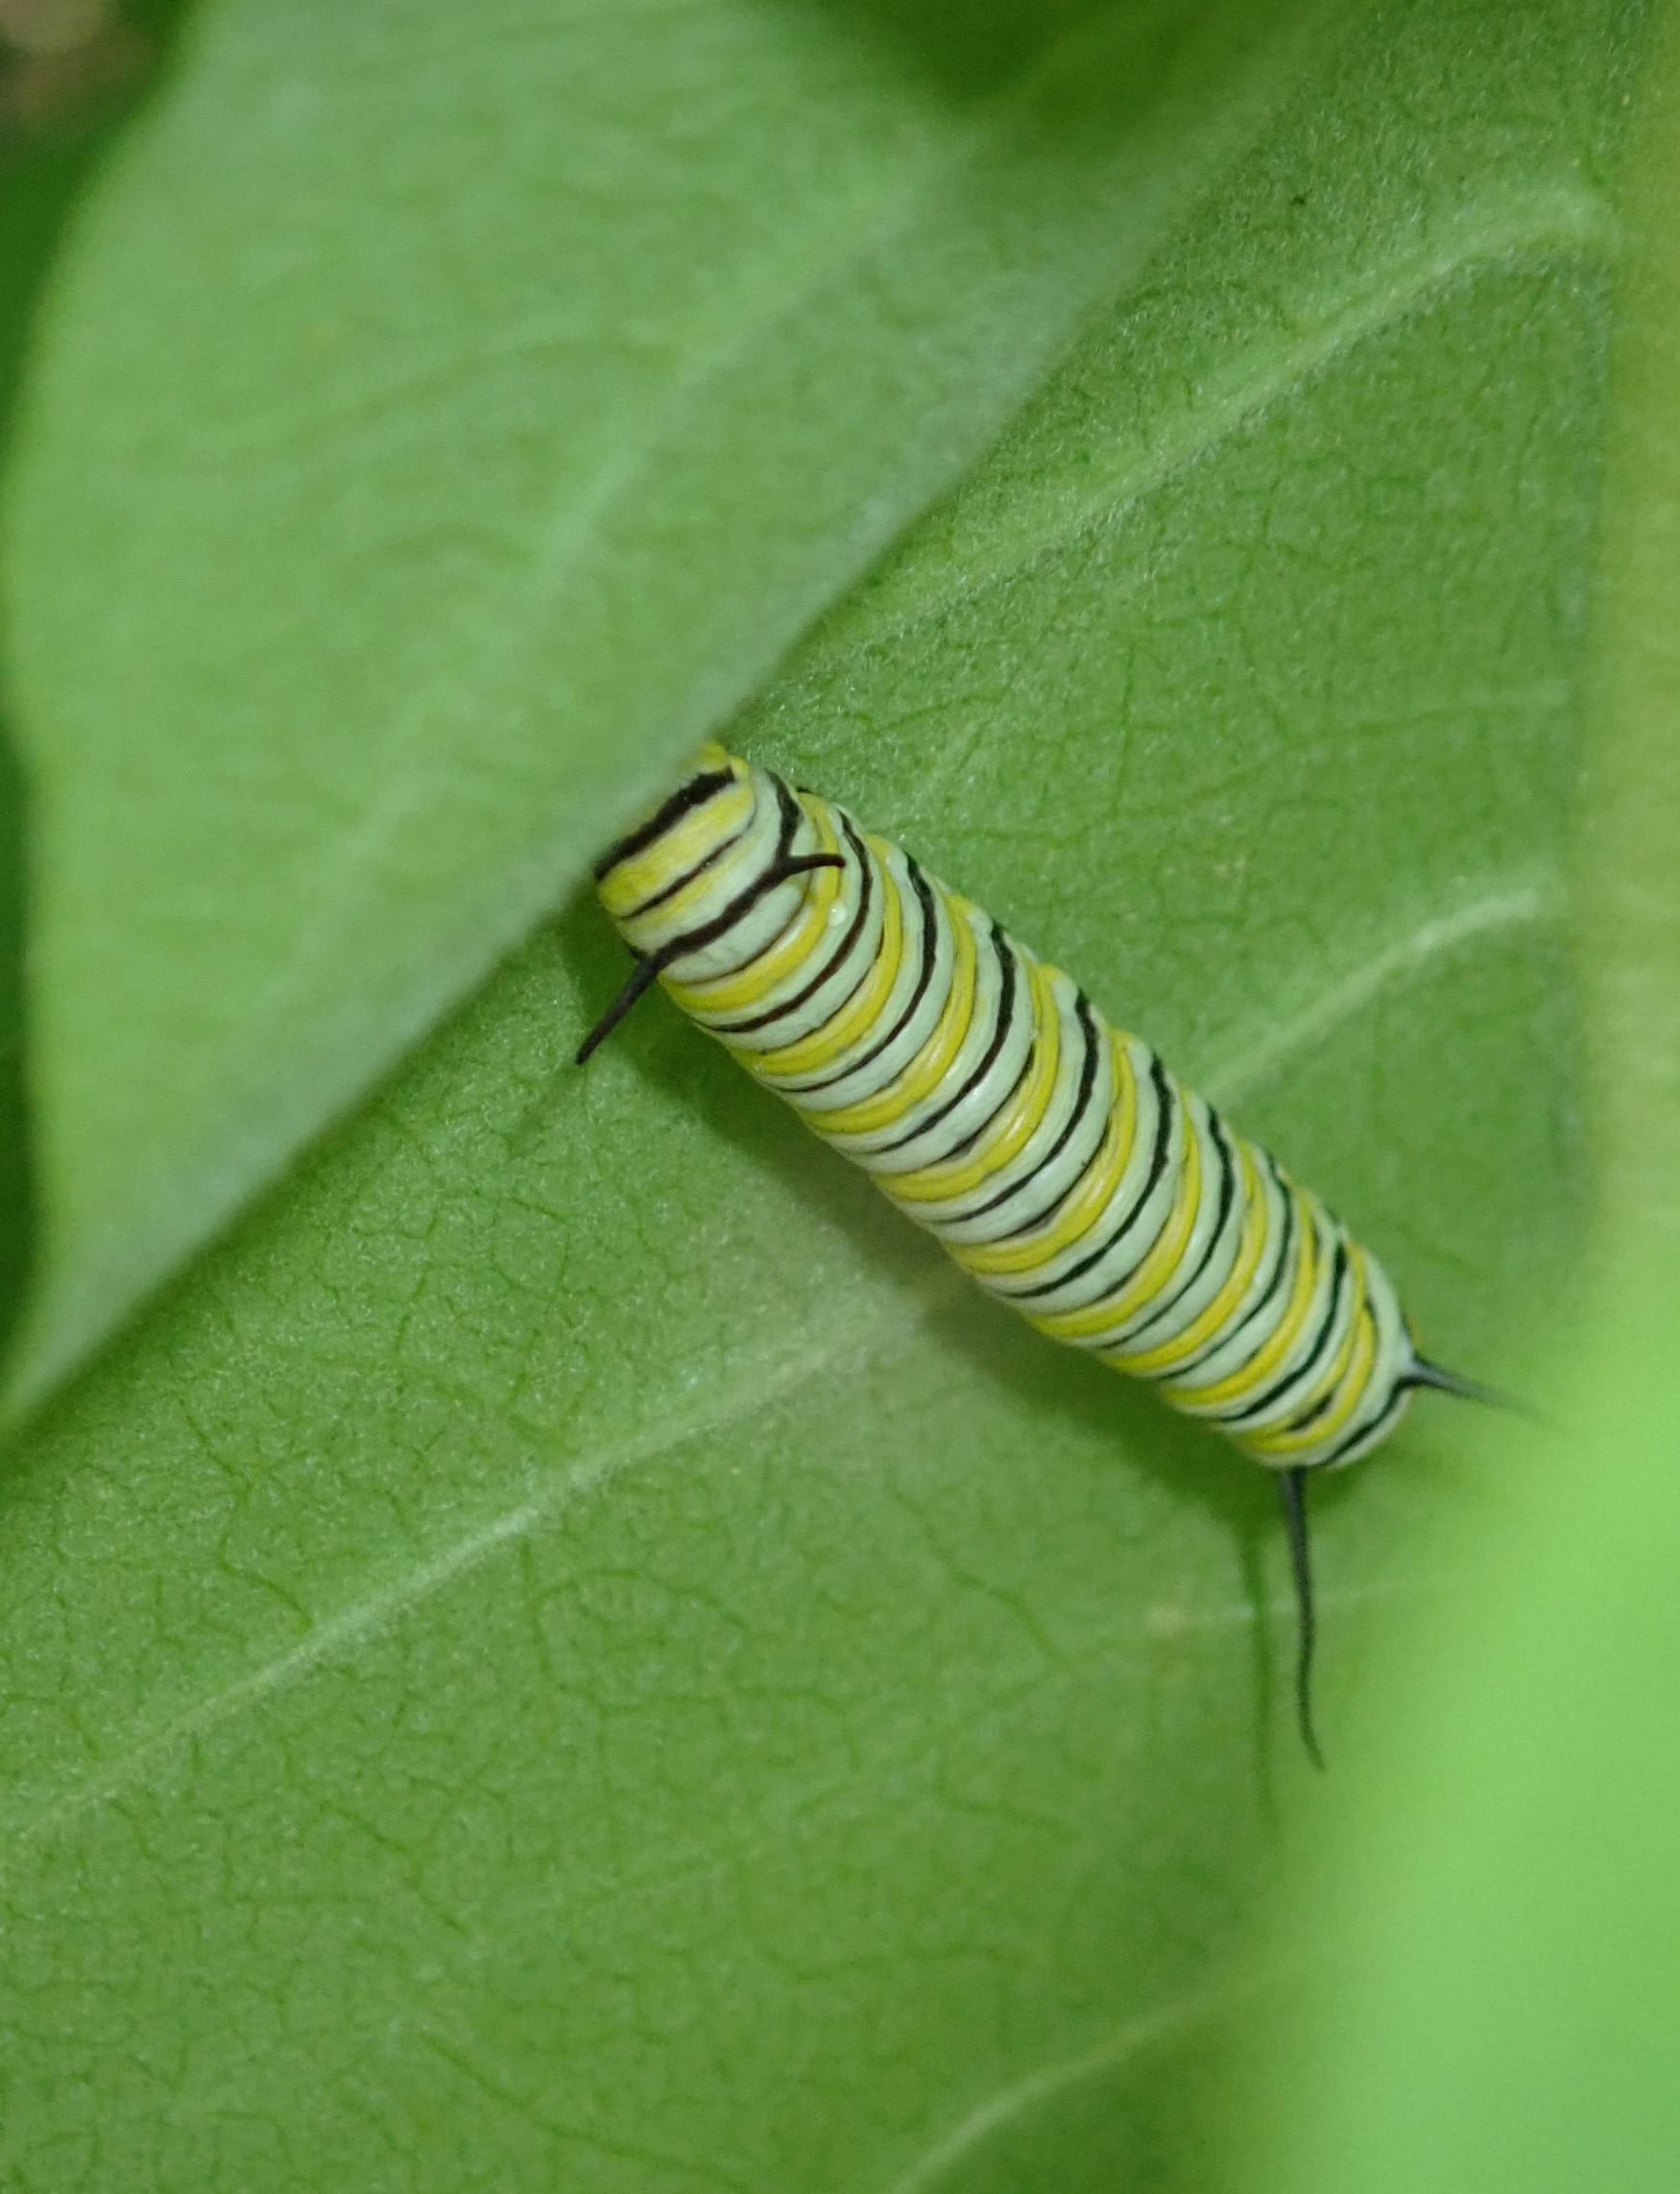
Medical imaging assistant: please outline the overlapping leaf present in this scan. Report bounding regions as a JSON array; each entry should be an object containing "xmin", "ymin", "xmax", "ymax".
[{"xmin": 3, "ymin": 0, "xmax": 1320, "ymax": 1411}]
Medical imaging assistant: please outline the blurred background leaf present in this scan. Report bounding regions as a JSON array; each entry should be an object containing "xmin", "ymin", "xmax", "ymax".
[
  {"xmin": 1232, "ymin": 1263, "xmax": 1680, "ymax": 2194},
  {"xmin": 0, "ymin": 0, "xmax": 198, "ymax": 1373},
  {"xmin": 0, "ymin": 0, "xmax": 1662, "ymax": 2188}
]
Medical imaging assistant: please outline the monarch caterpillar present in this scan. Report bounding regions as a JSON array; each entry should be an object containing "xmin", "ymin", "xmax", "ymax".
[{"xmin": 579, "ymin": 744, "xmax": 1500, "ymax": 1764}]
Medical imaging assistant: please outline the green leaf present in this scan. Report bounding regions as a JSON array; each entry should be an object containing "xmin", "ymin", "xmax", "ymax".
[
  {"xmin": 0, "ymin": 0, "xmax": 201, "ymax": 1365},
  {"xmin": 3, "ymin": 0, "xmax": 1321, "ymax": 1413},
  {"xmin": 1234, "ymin": 33, "xmax": 1680, "ymax": 2185},
  {"xmin": 0, "ymin": 0, "xmax": 1653, "ymax": 2186},
  {"xmin": 1584, "ymin": 0, "xmax": 1680, "ymax": 1254},
  {"xmin": 1234, "ymin": 1261, "xmax": 1680, "ymax": 2194}
]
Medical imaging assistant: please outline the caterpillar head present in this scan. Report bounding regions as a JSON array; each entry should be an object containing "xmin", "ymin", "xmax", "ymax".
[
  {"xmin": 577, "ymin": 747, "xmax": 843, "ymax": 1063},
  {"xmin": 592, "ymin": 743, "xmax": 753, "ymax": 914}
]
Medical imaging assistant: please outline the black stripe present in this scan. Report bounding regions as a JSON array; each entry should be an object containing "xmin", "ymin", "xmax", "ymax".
[
  {"xmin": 1005, "ymin": 1056, "xmax": 1178, "ymax": 1302},
  {"xmin": 924, "ymin": 1010, "xmax": 1040, "ymax": 1171},
  {"xmin": 956, "ymin": 995, "xmax": 1102, "ymax": 1230},
  {"xmin": 648, "ymin": 777, "xmax": 804, "ymax": 975},
  {"xmin": 1167, "ymin": 1153, "xmax": 1296, "ymax": 1383},
  {"xmin": 994, "ymin": 1014, "xmax": 1140, "ymax": 1247},
  {"xmin": 1217, "ymin": 1236, "xmax": 1351, "ymax": 1428},
  {"xmin": 620, "ymin": 813, "xmax": 754, "ymax": 921},
  {"xmin": 714, "ymin": 813, "xmax": 874, "ymax": 1037},
  {"xmin": 1281, "ymin": 1306, "xmax": 1375, "ymax": 1435},
  {"xmin": 1319, "ymin": 1378, "xmax": 1407, "ymax": 1466},
  {"xmin": 593, "ymin": 767, "xmax": 736, "ymax": 881},
  {"xmin": 780, "ymin": 860, "xmax": 942, "ymax": 1097},
  {"xmin": 870, "ymin": 926, "xmax": 1017, "ymax": 1159},
  {"xmin": 1117, "ymin": 1110, "xmax": 1239, "ymax": 1347}
]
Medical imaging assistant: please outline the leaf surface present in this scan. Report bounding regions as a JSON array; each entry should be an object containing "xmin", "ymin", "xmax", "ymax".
[
  {"xmin": 1240, "ymin": 44, "xmax": 1680, "ymax": 2184},
  {"xmin": 0, "ymin": 1, "xmax": 1651, "ymax": 2186},
  {"xmin": 3, "ymin": 0, "xmax": 1316, "ymax": 1410},
  {"xmin": 1585, "ymin": 0, "xmax": 1680, "ymax": 1255}
]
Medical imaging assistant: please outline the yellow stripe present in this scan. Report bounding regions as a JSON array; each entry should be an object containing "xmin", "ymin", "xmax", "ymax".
[
  {"xmin": 1165, "ymin": 1182, "xmax": 1321, "ymax": 1410},
  {"xmin": 1109, "ymin": 1142, "xmax": 1266, "ymax": 1375},
  {"xmin": 608, "ymin": 781, "xmax": 765, "ymax": 934},
  {"xmin": 663, "ymin": 800, "xmax": 843, "ymax": 1017},
  {"xmin": 955, "ymin": 1033, "xmax": 1140, "ymax": 1279},
  {"xmin": 599, "ymin": 775, "xmax": 753, "ymax": 918},
  {"xmin": 1243, "ymin": 1254, "xmax": 1376, "ymax": 1459},
  {"xmin": 888, "ymin": 960, "xmax": 1064, "ymax": 1204},
  {"xmin": 1029, "ymin": 1096, "xmax": 1202, "ymax": 1342},
  {"xmin": 807, "ymin": 896, "xmax": 980, "ymax": 1138},
  {"xmin": 747, "ymin": 833, "xmax": 902, "ymax": 1080}
]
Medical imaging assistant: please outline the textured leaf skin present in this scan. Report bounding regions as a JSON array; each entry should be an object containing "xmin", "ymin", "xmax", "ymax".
[
  {"xmin": 0, "ymin": 0, "xmax": 1656, "ymax": 2188},
  {"xmin": 1587, "ymin": 0, "xmax": 1680, "ymax": 1255}
]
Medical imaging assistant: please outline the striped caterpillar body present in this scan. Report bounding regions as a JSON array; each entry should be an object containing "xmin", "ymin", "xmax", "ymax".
[{"xmin": 580, "ymin": 744, "xmax": 1493, "ymax": 1761}]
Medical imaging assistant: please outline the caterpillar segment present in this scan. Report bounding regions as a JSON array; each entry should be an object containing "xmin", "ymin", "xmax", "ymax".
[{"xmin": 581, "ymin": 744, "xmax": 1485, "ymax": 1764}]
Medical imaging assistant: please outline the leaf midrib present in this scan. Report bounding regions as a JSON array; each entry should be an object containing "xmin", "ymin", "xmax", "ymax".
[{"xmin": 805, "ymin": 181, "xmax": 1616, "ymax": 664}]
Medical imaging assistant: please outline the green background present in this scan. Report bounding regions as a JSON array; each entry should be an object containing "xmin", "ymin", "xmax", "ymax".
[{"xmin": 0, "ymin": 0, "xmax": 1672, "ymax": 2185}]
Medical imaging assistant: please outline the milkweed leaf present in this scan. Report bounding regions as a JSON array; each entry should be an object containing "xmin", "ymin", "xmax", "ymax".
[{"xmin": 0, "ymin": 1, "xmax": 1653, "ymax": 2186}]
